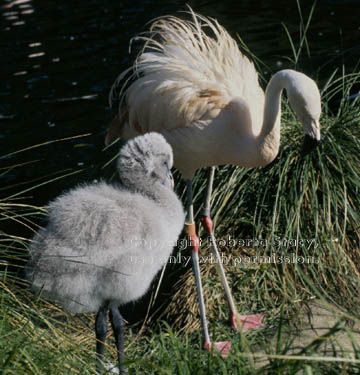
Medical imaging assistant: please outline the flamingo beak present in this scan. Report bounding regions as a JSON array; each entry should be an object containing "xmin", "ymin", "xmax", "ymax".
[
  {"xmin": 169, "ymin": 171, "xmax": 174, "ymax": 190},
  {"xmin": 301, "ymin": 134, "xmax": 321, "ymax": 157},
  {"xmin": 163, "ymin": 170, "xmax": 174, "ymax": 190}
]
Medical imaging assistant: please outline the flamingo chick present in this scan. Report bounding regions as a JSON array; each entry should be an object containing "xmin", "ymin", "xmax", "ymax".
[
  {"xmin": 106, "ymin": 8, "xmax": 321, "ymax": 355},
  {"xmin": 26, "ymin": 133, "xmax": 185, "ymax": 374}
]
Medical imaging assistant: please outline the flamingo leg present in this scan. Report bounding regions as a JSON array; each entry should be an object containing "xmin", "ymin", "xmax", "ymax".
[
  {"xmin": 200, "ymin": 167, "xmax": 264, "ymax": 333},
  {"xmin": 200, "ymin": 167, "xmax": 238, "ymax": 328},
  {"xmin": 186, "ymin": 179, "xmax": 231, "ymax": 358},
  {"xmin": 185, "ymin": 179, "xmax": 211, "ymax": 349},
  {"xmin": 95, "ymin": 303, "xmax": 108, "ymax": 374},
  {"xmin": 109, "ymin": 306, "xmax": 126, "ymax": 375}
]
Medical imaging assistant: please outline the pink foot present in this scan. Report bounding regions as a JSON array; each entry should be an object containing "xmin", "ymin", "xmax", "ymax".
[
  {"xmin": 213, "ymin": 341, "xmax": 232, "ymax": 358},
  {"xmin": 231, "ymin": 313, "xmax": 265, "ymax": 331},
  {"xmin": 204, "ymin": 341, "xmax": 232, "ymax": 359}
]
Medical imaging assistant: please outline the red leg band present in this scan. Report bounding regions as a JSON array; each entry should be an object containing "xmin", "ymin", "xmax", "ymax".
[
  {"xmin": 185, "ymin": 223, "xmax": 200, "ymax": 252},
  {"xmin": 200, "ymin": 215, "xmax": 213, "ymax": 234}
]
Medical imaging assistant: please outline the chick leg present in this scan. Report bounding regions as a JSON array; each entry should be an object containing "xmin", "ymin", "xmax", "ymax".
[
  {"xmin": 95, "ymin": 303, "xmax": 108, "ymax": 374},
  {"xmin": 109, "ymin": 306, "xmax": 127, "ymax": 375}
]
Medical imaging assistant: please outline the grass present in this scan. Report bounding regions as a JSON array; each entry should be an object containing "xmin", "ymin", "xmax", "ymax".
[
  {"xmin": 1, "ymin": 278, "xmax": 360, "ymax": 374},
  {"xmin": 0, "ymin": 279, "xmax": 97, "ymax": 374},
  {"xmin": 2, "ymin": 5, "xmax": 360, "ymax": 374}
]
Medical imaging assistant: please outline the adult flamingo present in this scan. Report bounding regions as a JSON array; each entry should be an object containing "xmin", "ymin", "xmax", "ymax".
[{"xmin": 106, "ymin": 8, "xmax": 321, "ymax": 355}]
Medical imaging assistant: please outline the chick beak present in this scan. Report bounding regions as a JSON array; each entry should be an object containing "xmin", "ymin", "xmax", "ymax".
[
  {"xmin": 301, "ymin": 134, "xmax": 321, "ymax": 157},
  {"xmin": 169, "ymin": 172, "xmax": 174, "ymax": 190},
  {"xmin": 164, "ymin": 170, "xmax": 174, "ymax": 190}
]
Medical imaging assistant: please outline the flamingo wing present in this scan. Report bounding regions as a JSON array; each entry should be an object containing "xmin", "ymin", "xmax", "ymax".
[{"xmin": 109, "ymin": 10, "xmax": 263, "ymax": 138}]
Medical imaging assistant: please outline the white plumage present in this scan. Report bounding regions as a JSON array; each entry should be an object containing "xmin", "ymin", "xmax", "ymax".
[
  {"xmin": 26, "ymin": 133, "xmax": 185, "ymax": 373},
  {"xmin": 107, "ymin": 9, "xmax": 321, "ymax": 178}
]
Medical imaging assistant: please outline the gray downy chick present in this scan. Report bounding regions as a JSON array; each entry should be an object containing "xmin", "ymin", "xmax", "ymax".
[{"xmin": 26, "ymin": 132, "xmax": 185, "ymax": 374}]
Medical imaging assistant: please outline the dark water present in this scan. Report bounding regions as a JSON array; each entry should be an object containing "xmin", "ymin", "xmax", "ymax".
[{"xmin": 1, "ymin": 0, "xmax": 360, "ymax": 206}]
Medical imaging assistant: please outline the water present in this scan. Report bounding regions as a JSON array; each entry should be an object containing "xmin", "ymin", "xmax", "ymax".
[{"xmin": 1, "ymin": 0, "xmax": 359, "ymax": 205}]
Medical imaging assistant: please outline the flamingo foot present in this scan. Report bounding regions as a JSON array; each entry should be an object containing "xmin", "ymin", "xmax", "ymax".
[
  {"xmin": 204, "ymin": 341, "xmax": 232, "ymax": 359},
  {"xmin": 231, "ymin": 313, "xmax": 265, "ymax": 331}
]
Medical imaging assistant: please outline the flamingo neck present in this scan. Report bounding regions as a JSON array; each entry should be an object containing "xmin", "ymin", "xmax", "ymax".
[{"xmin": 257, "ymin": 72, "xmax": 285, "ymax": 165}]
